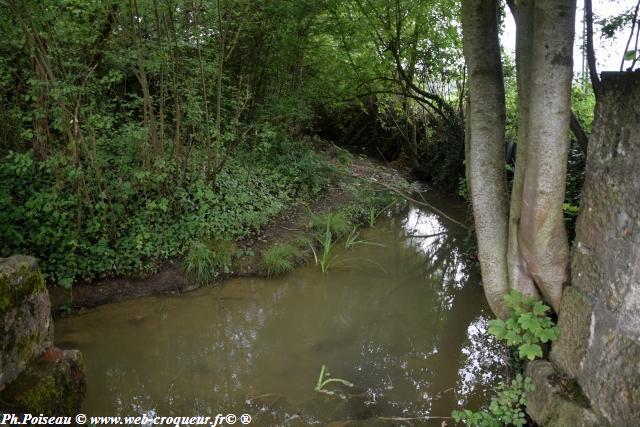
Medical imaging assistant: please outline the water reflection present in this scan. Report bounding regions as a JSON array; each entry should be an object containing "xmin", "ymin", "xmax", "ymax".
[{"xmin": 56, "ymin": 193, "xmax": 506, "ymax": 424}]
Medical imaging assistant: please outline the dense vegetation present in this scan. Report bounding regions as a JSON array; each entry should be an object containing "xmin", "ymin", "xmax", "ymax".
[
  {"xmin": 4, "ymin": 0, "xmax": 640, "ymax": 424},
  {"xmin": 0, "ymin": 0, "xmax": 464, "ymax": 287},
  {"xmin": 0, "ymin": 0, "xmax": 605, "ymax": 291}
]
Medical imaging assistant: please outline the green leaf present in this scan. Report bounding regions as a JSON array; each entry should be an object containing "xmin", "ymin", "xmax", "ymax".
[
  {"xmin": 624, "ymin": 49, "xmax": 638, "ymax": 61},
  {"xmin": 505, "ymin": 329, "xmax": 523, "ymax": 346},
  {"xmin": 504, "ymin": 290, "xmax": 523, "ymax": 308},
  {"xmin": 58, "ymin": 277, "xmax": 74, "ymax": 289},
  {"xmin": 488, "ymin": 318, "xmax": 506, "ymax": 339},
  {"xmin": 532, "ymin": 301, "xmax": 550, "ymax": 316},
  {"xmin": 538, "ymin": 327, "xmax": 559, "ymax": 343},
  {"xmin": 519, "ymin": 343, "xmax": 543, "ymax": 360}
]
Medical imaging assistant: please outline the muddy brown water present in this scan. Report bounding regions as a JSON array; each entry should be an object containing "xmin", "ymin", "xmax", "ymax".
[{"xmin": 55, "ymin": 193, "xmax": 507, "ymax": 425}]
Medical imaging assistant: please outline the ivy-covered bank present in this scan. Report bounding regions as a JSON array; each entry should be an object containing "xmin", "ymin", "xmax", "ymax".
[
  {"xmin": 0, "ymin": 131, "xmax": 354, "ymax": 289},
  {"xmin": 24, "ymin": 137, "xmax": 409, "ymax": 311}
]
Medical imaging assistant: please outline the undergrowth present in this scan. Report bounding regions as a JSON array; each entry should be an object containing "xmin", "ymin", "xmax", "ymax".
[{"xmin": 0, "ymin": 130, "xmax": 335, "ymax": 287}]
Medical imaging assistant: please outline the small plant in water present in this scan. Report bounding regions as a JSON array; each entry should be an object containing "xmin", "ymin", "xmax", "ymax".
[
  {"xmin": 308, "ymin": 221, "xmax": 339, "ymax": 273},
  {"xmin": 366, "ymin": 198, "xmax": 398, "ymax": 227},
  {"xmin": 315, "ymin": 364, "xmax": 353, "ymax": 398},
  {"xmin": 344, "ymin": 226, "xmax": 385, "ymax": 250}
]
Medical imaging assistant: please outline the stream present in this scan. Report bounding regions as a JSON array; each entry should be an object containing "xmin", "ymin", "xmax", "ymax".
[{"xmin": 55, "ymin": 191, "xmax": 507, "ymax": 425}]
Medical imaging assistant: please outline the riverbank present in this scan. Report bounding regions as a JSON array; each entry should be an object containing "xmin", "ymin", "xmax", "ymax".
[
  {"xmin": 50, "ymin": 146, "xmax": 410, "ymax": 314},
  {"xmin": 54, "ymin": 181, "xmax": 501, "ymax": 424}
]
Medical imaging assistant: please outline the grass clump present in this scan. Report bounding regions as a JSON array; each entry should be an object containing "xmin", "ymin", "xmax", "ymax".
[
  {"xmin": 309, "ymin": 211, "xmax": 351, "ymax": 237},
  {"xmin": 183, "ymin": 239, "xmax": 234, "ymax": 286},
  {"xmin": 259, "ymin": 243, "xmax": 299, "ymax": 277}
]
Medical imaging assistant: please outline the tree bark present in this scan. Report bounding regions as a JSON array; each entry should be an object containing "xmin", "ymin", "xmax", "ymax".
[
  {"xmin": 518, "ymin": 0, "xmax": 575, "ymax": 312},
  {"xmin": 505, "ymin": 0, "xmax": 540, "ymax": 300},
  {"xmin": 461, "ymin": 0, "xmax": 510, "ymax": 319}
]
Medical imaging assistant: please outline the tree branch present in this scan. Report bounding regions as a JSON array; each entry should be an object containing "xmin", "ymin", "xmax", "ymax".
[
  {"xmin": 570, "ymin": 109, "xmax": 589, "ymax": 152},
  {"xmin": 584, "ymin": 0, "xmax": 601, "ymax": 100}
]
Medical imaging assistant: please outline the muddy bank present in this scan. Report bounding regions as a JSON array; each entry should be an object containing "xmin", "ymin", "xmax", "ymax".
[{"xmin": 50, "ymin": 153, "xmax": 410, "ymax": 314}]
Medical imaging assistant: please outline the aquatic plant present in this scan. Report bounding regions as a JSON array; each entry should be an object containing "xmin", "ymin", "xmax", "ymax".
[
  {"xmin": 314, "ymin": 365, "xmax": 353, "ymax": 398},
  {"xmin": 308, "ymin": 222, "xmax": 339, "ymax": 274},
  {"xmin": 366, "ymin": 198, "xmax": 398, "ymax": 227},
  {"xmin": 344, "ymin": 226, "xmax": 385, "ymax": 250}
]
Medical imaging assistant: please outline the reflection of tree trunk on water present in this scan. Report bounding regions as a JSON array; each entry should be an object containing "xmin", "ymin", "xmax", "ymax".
[{"xmin": 428, "ymin": 281, "xmax": 486, "ymax": 414}]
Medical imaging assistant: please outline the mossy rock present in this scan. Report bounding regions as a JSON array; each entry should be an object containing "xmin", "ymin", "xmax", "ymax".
[
  {"xmin": 0, "ymin": 255, "xmax": 46, "ymax": 314},
  {"xmin": 0, "ymin": 349, "xmax": 86, "ymax": 416},
  {"xmin": 1, "ymin": 255, "xmax": 53, "ymax": 388}
]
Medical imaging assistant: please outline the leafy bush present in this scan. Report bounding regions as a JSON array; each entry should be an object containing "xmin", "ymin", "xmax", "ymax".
[
  {"xmin": 452, "ymin": 374, "xmax": 535, "ymax": 427},
  {"xmin": 0, "ymin": 127, "xmax": 334, "ymax": 286},
  {"xmin": 488, "ymin": 290, "xmax": 560, "ymax": 361},
  {"xmin": 259, "ymin": 243, "xmax": 298, "ymax": 277}
]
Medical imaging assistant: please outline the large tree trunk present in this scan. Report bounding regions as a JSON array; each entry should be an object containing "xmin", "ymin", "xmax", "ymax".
[
  {"xmin": 506, "ymin": 0, "xmax": 540, "ymax": 300},
  {"xmin": 518, "ymin": 0, "xmax": 575, "ymax": 312},
  {"xmin": 461, "ymin": 0, "xmax": 509, "ymax": 319}
]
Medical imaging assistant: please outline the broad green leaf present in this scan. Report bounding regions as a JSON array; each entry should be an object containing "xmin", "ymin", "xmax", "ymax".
[
  {"xmin": 519, "ymin": 343, "xmax": 543, "ymax": 360},
  {"xmin": 488, "ymin": 318, "xmax": 506, "ymax": 338}
]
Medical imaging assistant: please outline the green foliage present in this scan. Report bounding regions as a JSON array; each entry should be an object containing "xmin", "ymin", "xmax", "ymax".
[
  {"xmin": 488, "ymin": 290, "xmax": 560, "ymax": 361},
  {"xmin": 0, "ymin": 131, "xmax": 332, "ymax": 285},
  {"xmin": 343, "ymin": 184, "xmax": 399, "ymax": 227},
  {"xmin": 309, "ymin": 211, "xmax": 351, "ymax": 238},
  {"xmin": 183, "ymin": 239, "xmax": 233, "ymax": 286},
  {"xmin": 0, "ymin": 0, "xmax": 460, "ymax": 288},
  {"xmin": 259, "ymin": 243, "xmax": 298, "ymax": 277},
  {"xmin": 344, "ymin": 226, "xmax": 385, "ymax": 250},
  {"xmin": 452, "ymin": 291, "xmax": 557, "ymax": 425},
  {"xmin": 452, "ymin": 374, "xmax": 535, "ymax": 427},
  {"xmin": 308, "ymin": 221, "xmax": 339, "ymax": 274}
]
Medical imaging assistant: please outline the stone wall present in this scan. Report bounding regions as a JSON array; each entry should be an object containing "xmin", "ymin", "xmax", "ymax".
[{"xmin": 530, "ymin": 72, "xmax": 640, "ymax": 425}]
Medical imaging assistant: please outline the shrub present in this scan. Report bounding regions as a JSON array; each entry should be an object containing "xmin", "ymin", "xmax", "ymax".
[
  {"xmin": 452, "ymin": 374, "xmax": 534, "ymax": 427},
  {"xmin": 488, "ymin": 290, "xmax": 560, "ymax": 361}
]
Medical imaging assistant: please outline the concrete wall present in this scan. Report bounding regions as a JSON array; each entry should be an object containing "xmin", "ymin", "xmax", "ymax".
[{"xmin": 539, "ymin": 72, "xmax": 640, "ymax": 425}]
